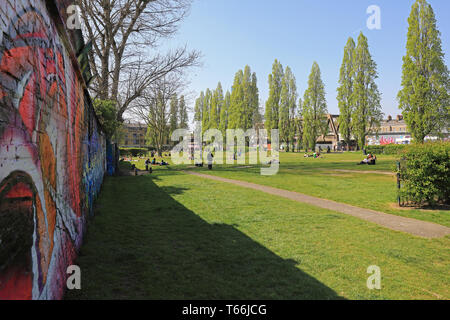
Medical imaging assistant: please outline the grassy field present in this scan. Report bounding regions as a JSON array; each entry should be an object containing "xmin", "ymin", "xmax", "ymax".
[
  {"xmin": 65, "ymin": 166, "xmax": 449, "ymax": 300},
  {"xmin": 131, "ymin": 152, "xmax": 450, "ymax": 227}
]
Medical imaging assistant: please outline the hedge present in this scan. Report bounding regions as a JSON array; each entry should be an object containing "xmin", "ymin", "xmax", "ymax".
[
  {"xmin": 119, "ymin": 148, "xmax": 148, "ymax": 157},
  {"xmin": 366, "ymin": 144, "xmax": 407, "ymax": 155},
  {"xmin": 396, "ymin": 142, "xmax": 450, "ymax": 206}
]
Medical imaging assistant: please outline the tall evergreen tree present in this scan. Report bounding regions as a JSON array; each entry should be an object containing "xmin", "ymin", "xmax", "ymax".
[
  {"xmin": 398, "ymin": 0, "xmax": 449, "ymax": 143},
  {"xmin": 351, "ymin": 32, "xmax": 382, "ymax": 150},
  {"xmin": 302, "ymin": 62, "xmax": 328, "ymax": 150},
  {"xmin": 178, "ymin": 95, "xmax": 188, "ymax": 129},
  {"xmin": 169, "ymin": 94, "xmax": 178, "ymax": 142},
  {"xmin": 264, "ymin": 59, "xmax": 284, "ymax": 135},
  {"xmin": 337, "ymin": 37, "xmax": 356, "ymax": 151}
]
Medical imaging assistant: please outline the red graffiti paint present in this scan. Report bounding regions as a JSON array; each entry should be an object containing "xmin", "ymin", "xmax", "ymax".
[{"xmin": 0, "ymin": 2, "xmax": 106, "ymax": 299}]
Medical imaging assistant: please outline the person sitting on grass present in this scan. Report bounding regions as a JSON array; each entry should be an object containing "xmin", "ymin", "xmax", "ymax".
[
  {"xmin": 358, "ymin": 153, "xmax": 376, "ymax": 165},
  {"xmin": 152, "ymin": 158, "xmax": 156, "ymax": 165}
]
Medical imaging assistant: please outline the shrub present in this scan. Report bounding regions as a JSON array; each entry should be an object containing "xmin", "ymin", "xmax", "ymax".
[
  {"xmin": 119, "ymin": 148, "xmax": 147, "ymax": 157},
  {"xmin": 366, "ymin": 144, "xmax": 407, "ymax": 155},
  {"xmin": 396, "ymin": 142, "xmax": 450, "ymax": 206}
]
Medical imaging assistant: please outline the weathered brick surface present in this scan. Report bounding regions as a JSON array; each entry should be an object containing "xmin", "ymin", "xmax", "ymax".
[{"xmin": 0, "ymin": 0, "xmax": 106, "ymax": 300}]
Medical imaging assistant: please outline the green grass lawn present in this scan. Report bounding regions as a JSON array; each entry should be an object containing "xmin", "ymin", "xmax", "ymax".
[
  {"xmin": 147, "ymin": 152, "xmax": 448, "ymax": 227},
  {"xmin": 65, "ymin": 169, "xmax": 449, "ymax": 300}
]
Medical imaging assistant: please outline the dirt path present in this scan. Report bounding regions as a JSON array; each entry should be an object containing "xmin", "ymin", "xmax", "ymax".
[{"xmin": 185, "ymin": 171, "xmax": 450, "ymax": 239}]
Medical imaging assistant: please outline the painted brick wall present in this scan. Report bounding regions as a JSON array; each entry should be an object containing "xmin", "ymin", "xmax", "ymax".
[{"xmin": 0, "ymin": 0, "xmax": 106, "ymax": 299}]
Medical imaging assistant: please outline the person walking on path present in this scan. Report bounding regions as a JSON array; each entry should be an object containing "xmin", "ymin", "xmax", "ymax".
[{"xmin": 207, "ymin": 152, "xmax": 214, "ymax": 170}]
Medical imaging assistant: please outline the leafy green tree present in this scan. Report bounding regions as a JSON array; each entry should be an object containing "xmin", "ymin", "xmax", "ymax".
[
  {"xmin": 295, "ymin": 97, "xmax": 303, "ymax": 151},
  {"xmin": 279, "ymin": 66, "xmax": 297, "ymax": 152},
  {"xmin": 210, "ymin": 82, "xmax": 224, "ymax": 130},
  {"xmin": 169, "ymin": 93, "xmax": 178, "ymax": 141},
  {"xmin": 250, "ymin": 73, "xmax": 261, "ymax": 128},
  {"xmin": 398, "ymin": 0, "xmax": 449, "ymax": 143},
  {"xmin": 288, "ymin": 78, "xmax": 298, "ymax": 152},
  {"xmin": 264, "ymin": 59, "xmax": 284, "ymax": 136},
  {"xmin": 93, "ymin": 99, "xmax": 121, "ymax": 140},
  {"xmin": 302, "ymin": 62, "xmax": 328, "ymax": 150},
  {"xmin": 337, "ymin": 37, "xmax": 356, "ymax": 151},
  {"xmin": 194, "ymin": 91, "xmax": 204, "ymax": 123},
  {"xmin": 351, "ymin": 32, "xmax": 382, "ymax": 150},
  {"xmin": 242, "ymin": 66, "xmax": 253, "ymax": 129},
  {"xmin": 178, "ymin": 95, "xmax": 188, "ymax": 129},
  {"xmin": 220, "ymin": 91, "xmax": 231, "ymax": 136},
  {"xmin": 228, "ymin": 70, "xmax": 245, "ymax": 129},
  {"xmin": 202, "ymin": 89, "xmax": 212, "ymax": 134}
]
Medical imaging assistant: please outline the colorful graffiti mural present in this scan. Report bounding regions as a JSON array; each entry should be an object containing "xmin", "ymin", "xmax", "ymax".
[{"xmin": 0, "ymin": 0, "xmax": 106, "ymax": 299}]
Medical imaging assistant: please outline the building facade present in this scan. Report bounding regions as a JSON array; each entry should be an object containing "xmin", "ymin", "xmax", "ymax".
[
  {"xmin": 367, "ymin": 115, "xmax": 411, "ymax": 145},
  {"xmin": 120, "ymin": 122, "xmax": 147, "ymax": 148}
]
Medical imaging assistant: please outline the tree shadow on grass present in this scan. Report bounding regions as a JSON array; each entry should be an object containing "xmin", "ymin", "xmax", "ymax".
[{"xmin": 66, "ymin": 175, "xmax": 344, "ymax": 300}]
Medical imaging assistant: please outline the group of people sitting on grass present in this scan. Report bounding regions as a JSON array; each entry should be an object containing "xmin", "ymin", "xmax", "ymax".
[
  {"xmin": 144, "ymin": 158, "xmax": 169, "ymax": 170},
  {"xmin": 357, "ymin": 153, "xmax": 377, "ymax": 165},
  {"xmin": 304, "ymin": 151, "xmax": 321, "ymax": 159}
]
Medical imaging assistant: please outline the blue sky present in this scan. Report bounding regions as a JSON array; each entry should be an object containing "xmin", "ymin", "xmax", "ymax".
[{"xmin": 163, "ymin": 0, "xmax": 449, "ymax": 120}]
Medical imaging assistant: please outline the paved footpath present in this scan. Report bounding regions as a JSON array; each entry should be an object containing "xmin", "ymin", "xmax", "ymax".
[{"xmin": 186, "ymin": 171, "xmax": 450, "ymax": 239}]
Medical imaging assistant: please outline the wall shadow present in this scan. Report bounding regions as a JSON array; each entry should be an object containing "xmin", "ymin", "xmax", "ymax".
[{"xmin": 65, "ymin": 174, "xmax": 344, "ymax": 300}]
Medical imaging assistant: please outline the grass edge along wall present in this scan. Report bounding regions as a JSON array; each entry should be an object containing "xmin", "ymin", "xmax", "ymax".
[{"xmin": 0, "ymin": 0, "xmax": 106, "ymax": 299}]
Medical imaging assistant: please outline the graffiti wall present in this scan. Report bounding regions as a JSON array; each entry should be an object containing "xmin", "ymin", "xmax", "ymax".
[{"xmin": 0, "ymin": 0, "xmax": 106, "ymax": 299}]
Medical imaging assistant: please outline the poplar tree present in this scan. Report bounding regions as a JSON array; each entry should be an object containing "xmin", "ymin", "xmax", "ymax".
[
  {"xmin": 194, "ymin": 91, "xmax": 204, "ymax": 123},
  {"xmin": 337, "ymin": 37, "xmax": 356, "ymax": 151},
  {"xmin": 178, "ymin": 95, "xmax": 188, "ymax": 129},
  {"xmin": 202, "ymin": 89, "xmax": 212, "ymax": 134},
  {"xmin": 169, "ymin": 94, "xmax": 178, "ymax": 142},
  {"xmin": 264, "ymin": 59, "xmax": 284, "ymax": 135},
  {"xmin": 288, "ymin": 76, "xmax": 298, "ymax": 152},
  {"xmin": 219, "ymin": 91, "xmax": 231, "ymax": 136},
  {"xmin": 251, "ymin": 73, "xmax": 261, "ymax": 128},
  {"xmin": 398, "ymin": 0, "xmax": 449, "ymax": 143},
  {"xmin": 210, "ymin": 82, "xmax": 224, "ymax": 130},
  {"xmin": 302, "ymin": 62, "xmax": 328, "ymax": 150},
  {"xmin": 242, "ymin": 66, "xmax": 253, "ymax": 129},
  {"xmin": 228, "ymin": 70, "xmax": 245, "ymax": 129},
  {"xmin": 351, "ymin": 32, "xmax": 382, "ymax": 150},
  {"xmin": 279, "ymin": 66, "xmax": 297, "ymax": 152},
  {"xmin": 295, "ymin": 97, "xmax": 303, "ymax": 151}
]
